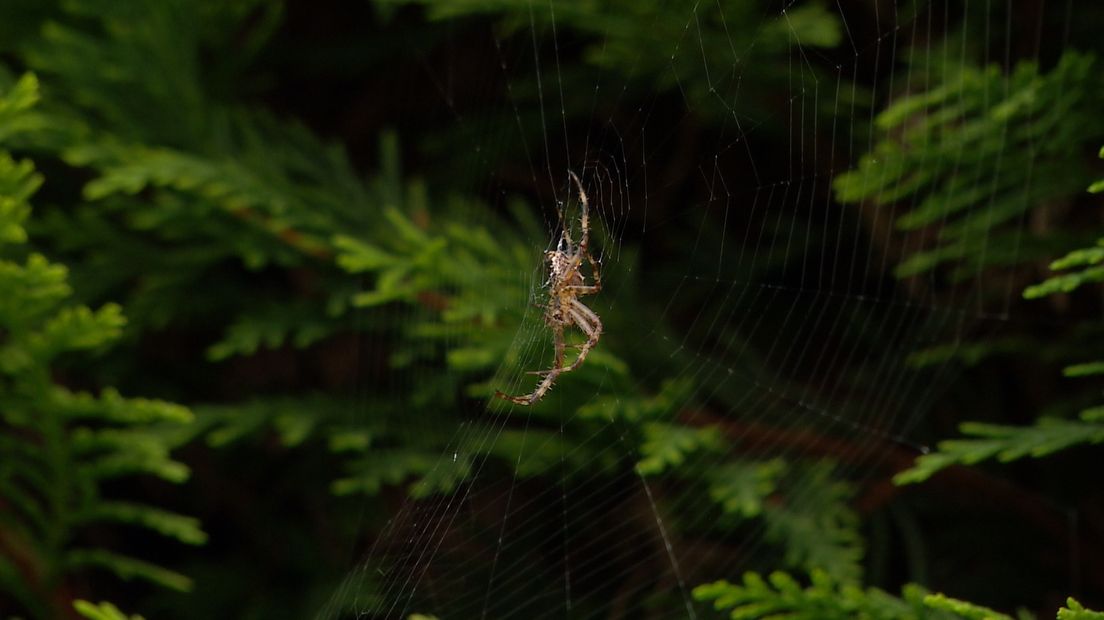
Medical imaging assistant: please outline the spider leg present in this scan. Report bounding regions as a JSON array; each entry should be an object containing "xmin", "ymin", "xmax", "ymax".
[
  {"xmin": 552, "ymin": 323, "xmax": 565, "ymax": 369},
  {"xmin": 564, "ymin": 300, "xmax": 602, "ymax": 372},
  {"xmin": 502, "ymin": 306, "xmax": 595, "ymax": 405},
  {"xmin": 585, "ymin": 252, "xmax": 601, "ymax": 291},
  {"xmin": 495, "ymin": 367, "xmax": 561, "ymax": 405},
  {"xmin": 567, "ymin": 170, "xmax": 589, "ymax": 254},
  {"xmin": 567, "ymin": 171, "xmax": 600, "ymax": 293},
  {"xmin": 493, "ymin": 324, "xmax": 566, "ymax": 405},
  {"xmin": 569, "ymin": 298, "xmax": 601, "ymax": 328},
  {"xmin": 560, "ymin": 249, "xmax": 599, "ymax": 296}
]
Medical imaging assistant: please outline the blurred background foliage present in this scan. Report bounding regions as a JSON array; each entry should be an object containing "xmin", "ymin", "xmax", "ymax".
[{"xmin": 2, "ymin": 0, "xmax": 1104, "ymax": 618}]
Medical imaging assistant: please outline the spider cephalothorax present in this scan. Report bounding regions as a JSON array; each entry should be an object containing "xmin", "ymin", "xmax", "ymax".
[{"xmin": 495, "ymin": 171, "xmax": 602, "ymax": 405}]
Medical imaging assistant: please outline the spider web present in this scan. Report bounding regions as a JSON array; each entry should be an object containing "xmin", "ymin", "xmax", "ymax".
[{"xmin": 318, "ymin": 1, "xmax": 1089, "ymax": 618}]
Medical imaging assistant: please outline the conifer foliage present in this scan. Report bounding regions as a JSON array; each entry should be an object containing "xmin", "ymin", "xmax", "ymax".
[
  {"xmin": 1, "ymin": 1, "xmax": 1104, "ymax": 618},
  {"xmin": 0, "ymin": 74, "xmax": 201, "ymax": 619}
]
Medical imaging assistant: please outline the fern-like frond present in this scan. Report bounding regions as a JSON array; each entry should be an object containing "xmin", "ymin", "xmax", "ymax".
[
  {"xmin": 895, "ymin": 411, "xmax": 1104, "ymax": 484},
  {"xmin": 1058, "ymin": 598, "xmax": 1104, "ymax": 620},
  {"xmin": 898, "ymin": 140, "xmax": 1104, "ymax": 485},
  {"xmin": 695, "ymin": 572, "xmax": 1100, "ymax": 620},
  {"xmin": 73, "ymin": 600, "xmax": 145, "ymax": 620},
  {"xmin": 635, "ymin": 423, "xmax": 723, "ymax": 475},
  {"xmin": 65, "ymin": 549, "xmax": 192, "ymax": 592},
  {"xmin": 709, "ymin": 460, "xmax": 865, "ymax": 585},
  {"xmin": 922, "ymin": 594, "xmax": 1015, "ymax": 620},
  {"xmin": 709, "ymin": 459, "xmax": 786, "ymax": 518},
  {"xmin": 834, "ymin": 52, "xmax": 1103, "ymax": 281},
  {"xmin": 0, "ymin": 74, "xmax": 199, "ymax": 618},
  {"xmin": 1024, "ymin": 146, "xmax": 1104, "ymax": 299},
  {"xmin": 376, "ymin": 0, "xmax": 841, "ymax": 142},
  {"xmin": 693, "ymin": 571, "xmax": 937, "ymax": 620}
]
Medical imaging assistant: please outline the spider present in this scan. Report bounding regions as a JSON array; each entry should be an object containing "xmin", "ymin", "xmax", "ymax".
[{"xmin": 495, "ymin": 171, "xmax": 602, "ymax": 405}]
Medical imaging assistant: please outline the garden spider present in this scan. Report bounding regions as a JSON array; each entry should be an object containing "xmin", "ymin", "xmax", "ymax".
[{"xmin": 495, "ymin": 171, "xmax": 602, "ymax": 405}]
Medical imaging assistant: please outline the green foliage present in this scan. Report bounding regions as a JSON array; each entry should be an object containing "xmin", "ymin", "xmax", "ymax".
[
  {"xmin": 15, "ymin": 0, "xmax": 363, "ymax": 339},
  {"xmin": 635, "ymin": 422, "xmax": 723, "ymax": 475},
  {"xmin": 709, "ymin": 459, "xmax": 786, "ymax": 518},
  {"xmin": 895, "ymin": 413, "xmax": 1104, "ymax": 484},
  {"xmin": 764, "ymin": 464, "xmax": 864, "ymax": 585},
  {"xmin": 921, "ymin": 594, "xmax": 1017, "ymax": 620},
  {"xmin": 693, "ymin": 571, "xmax": 939, "ymax": 620},
  {"xmin": 10, "ymin": 0, "xmax": 667, "ymax": 527},
  {"xmin": 4, "ymin": 0, "xmax": 511, "ymax": 509},
  {"xmin": 73, "ymin": 600, "xmax": 145, "ymax": 620},
  {"xmin": 2, "ymin": 0, "xmax": 1101, "ymax": 617},
  {"xmin": 1023, "ymin": 146, "xmax": 1104, "ymax": 299},
  {"xmin": 0, "ymin": 13, "xmax": 880, "ymax": 617},
  {"xmin": 695, "ymin": 572, "xmax": 1104, "ymax": 620},
  {"xmin": 1059, "ymin": 599, "xmax": 1104, "ymax": 620},
  {"xmin": 579, "ymin": 377, "xmax": 693, "ymax": 423},
  {"xmin": 400, "ymin": 0, "xmax": 841, "ymax": 70},
  {"xmin": 703, "ymin": 459, "xmax": 864, "ymax": 584},
  {"xmin": 898, "ymin": 141, "xmax": 1104, "ymax": 484},
  {"xmin": 1022, "ymin": 238, "xmax": 1104, "ymax": 298},
  {"xmin": 0, "ymin": 75, "xmax": 38, "ymax": 245},
  {"xmin": 379, "ymin": 0, "xmax": 843, "ymax": 171},
  {"xmin": 1090, "ymin": 145, "xmax": 1104, "ymax": 194},
  {"xmin": 834, "ymin": 52, "xmax": 1103, "ymax": 281},
  {"xmin": 0, "ymin": 75, "xmax": 199, "ymax": 618},
  {"xmin": 4, "ymin": 0, "xmax": 675, "ymax": 527}
]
